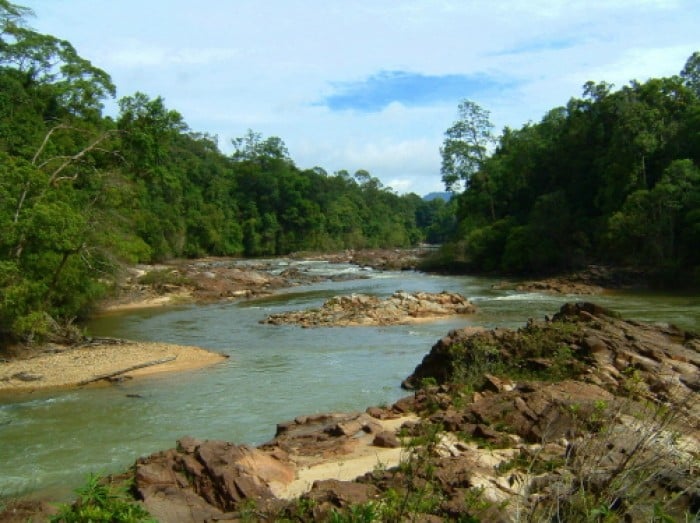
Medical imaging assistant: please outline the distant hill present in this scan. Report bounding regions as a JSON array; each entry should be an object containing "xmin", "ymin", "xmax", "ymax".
[{"xmin": 423, "ymin": 191, "xmax": 452, "ymax": 202}]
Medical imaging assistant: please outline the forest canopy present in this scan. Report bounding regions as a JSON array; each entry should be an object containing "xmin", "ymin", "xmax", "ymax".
[{"xmin": 435, "ymin": 52, "xmax": 700, "ymax": 282}]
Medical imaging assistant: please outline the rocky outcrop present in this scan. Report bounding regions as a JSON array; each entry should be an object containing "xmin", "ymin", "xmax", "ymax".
[
  {"xmin": 134, "ymin": 437, "xmax": 295, "ymax": 521},
  {"xmin": 102, "ymin": 250, "xmax": 424, "ymax": 312},
  {"xmin": 131, "ymin": 411, "xmax": 415, "ymax": 522},
  {"xmin": 394, "ymin": 302, "xmax": 700, "ymax": 521},
  {"xmin": 102, "ymin": 257, "xmax": 369, "ymax": 312},
  {"xmin": 261, "ymin": 291, "xmax": 476, "ymax": 327},
  {"xmin": 291, "ymin": 248, "xmax": 428, "ymax": 271},
  {"xmin": 404, "ymin": 302, "xmax": 699, "ymax": 407}
]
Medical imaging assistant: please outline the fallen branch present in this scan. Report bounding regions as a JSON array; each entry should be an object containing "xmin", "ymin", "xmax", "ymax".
[{"xmin": 79, "ymin": 356, "xmax": 176, "ymax": 385}]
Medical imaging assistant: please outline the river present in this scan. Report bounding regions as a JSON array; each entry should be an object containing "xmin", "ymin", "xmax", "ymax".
[{"xmin": 1, "ymin": 261, "xmax": 698, "ymax": 500}]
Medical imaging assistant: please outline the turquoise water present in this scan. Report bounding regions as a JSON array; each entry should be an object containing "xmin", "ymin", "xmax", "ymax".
[{"xmin": 1, "ymin": 262, "xmax": 698, "ymax": 500}]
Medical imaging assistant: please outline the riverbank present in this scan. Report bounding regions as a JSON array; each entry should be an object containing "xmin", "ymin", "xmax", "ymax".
[
  {"xmin": 0, "ymin": 251, "xmax": 434, "ymax": 391},
  {"xmin": 2, "ymin": 300, "xmax": 699, "ymax": 521},
  {"xmin": 0, "ymin": 340, "xmax": 227, "ymax": 394},
  {"xmin": 1, "ymin": 251, "xmax": 423, "ymax": 391},
  {"xmin": 97, "ymin": 248, "xmax": 429, "ymax": 314},
  {"xmin": 6, "ymin": 301, "xmax": 695, "ymax": 522},
  {"xmin": 129, "ymin": 302, "xmax": 700, "ymax": 522}
]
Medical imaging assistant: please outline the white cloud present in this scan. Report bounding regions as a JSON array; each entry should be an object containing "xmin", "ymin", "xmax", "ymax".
[
  {"xmin": 23, "ymin": 0, "xmax": 700, "ymax": 196},
  {"xmin": 576, "ymin": 46, "xmax": 693, "ymax": 86},
  {"xmin": 106, "ymin": 43, "xmax": 240, "ymax": 68}
]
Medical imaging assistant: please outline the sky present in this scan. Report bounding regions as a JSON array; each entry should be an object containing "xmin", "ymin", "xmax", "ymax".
[{"xmin": 22, "ymin": 0, "xmax": 700, "ymax": 196}]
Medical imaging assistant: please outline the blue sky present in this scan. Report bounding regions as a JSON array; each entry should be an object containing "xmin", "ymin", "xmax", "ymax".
[{"xmin": 22, "ymin": 0, "xmax": 700, "ymax": 195}]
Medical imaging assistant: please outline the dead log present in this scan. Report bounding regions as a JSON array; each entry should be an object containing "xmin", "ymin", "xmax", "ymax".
[{"xmin": 79, "ymin": 356, "xmax": 176, "ymax": 385}]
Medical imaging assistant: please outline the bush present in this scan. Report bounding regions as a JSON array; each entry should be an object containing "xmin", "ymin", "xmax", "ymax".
[{"xmin": 51, "ymin": 474, "xmax": 154, "ymax": 523}]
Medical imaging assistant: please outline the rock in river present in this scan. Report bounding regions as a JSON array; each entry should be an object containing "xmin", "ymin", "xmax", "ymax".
[{"xmin": 260, "ymin": 291, "xmax": 476, "ymax": 327}]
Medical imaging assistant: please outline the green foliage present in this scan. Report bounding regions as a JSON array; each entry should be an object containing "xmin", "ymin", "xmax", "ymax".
[
  {"xmin": 0, "ymin": 2, "xmax": 444, "ymax": 344},
  {"xmin": 607, "ymin": 159, "xmax": 700, "ymax": 279},
  {"xmin": 439, "ymin": 320, "xmax": 584, "ymax": 394},
  {"xmin": 441, "ymin": 100, "xmax": 496, "ymax": 193},
  {"xmin": 439, "ymin": 53, "xmax": 700, "ymax": 280},
  {"xmin": 50, "ymin": 474, "xmax": 155, "ymax": 523},
  {"xmin": 329, "ymin": 502, "xmax": 378, "ymax": 523}
]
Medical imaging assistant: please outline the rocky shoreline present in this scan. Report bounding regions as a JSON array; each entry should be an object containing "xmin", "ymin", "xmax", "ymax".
[
  {"xmin": 99, "ymin": 249, "xmax": 427, "ymax": 314},
  {"xmin": 492, "ymin": 264, "xmax": 652, "ymax": 295},
  {"xmin": 5, "ymin": 302, "xmax": 698, "ymax": 522}
]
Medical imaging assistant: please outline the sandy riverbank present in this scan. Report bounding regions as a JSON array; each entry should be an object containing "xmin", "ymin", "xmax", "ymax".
[{"xmin": 0, "ymin": 341, "xmax": 227, "ymax": 394}]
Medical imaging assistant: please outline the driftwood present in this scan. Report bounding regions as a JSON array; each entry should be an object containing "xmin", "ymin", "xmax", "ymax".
[
  {"xmin": 79, "ymin": 336, "xmax": 129, "ymax": 347},
  {"xmin": 79, "ymin": 356, "xmax": 176, "ymax": 385}
]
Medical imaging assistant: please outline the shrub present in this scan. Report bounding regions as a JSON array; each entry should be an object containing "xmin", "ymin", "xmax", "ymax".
[{"xmin": 50, "ymin": 474, "xmax": 154, "ymax": 523}]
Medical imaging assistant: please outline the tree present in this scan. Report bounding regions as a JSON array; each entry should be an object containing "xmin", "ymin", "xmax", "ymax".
[
  {"xmin": 0, "ymin": 0, "xmax": 115, "ymax": 121},
  {"xmin": 440, "ymin": 99, "xmax": 497, "ymax": 219},
  {"xmin": 0, "ymin": 2, "xmax": 125, "ymax": 343},
  {"xmin": 231, "ymin": 129, "xmax": 291, "ymax": 165},
  {"xmin": 608, "ymin": 159, "xmax": 700, "ymax": 269},
  {"xmin": 680, "ymin": 51, "xmax": 700, "ymax": 97},
  {"xmin": 440, "ymin": 100, "xmax": 496, "ymax": 190}
]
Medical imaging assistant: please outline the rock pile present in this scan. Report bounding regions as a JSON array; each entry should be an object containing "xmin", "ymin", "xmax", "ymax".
[
  {"xmin": 261, "ymin": 291, "xmax": 476, "ymax": 327},
  {"xmin": 395, "ymin": 302, "xmax": 700, "ymax": 521}
]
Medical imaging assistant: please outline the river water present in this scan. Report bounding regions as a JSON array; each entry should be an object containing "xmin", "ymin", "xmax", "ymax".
[{"xmin": 1, "ymin": 261, "xmax": 698, "ymax": 500}]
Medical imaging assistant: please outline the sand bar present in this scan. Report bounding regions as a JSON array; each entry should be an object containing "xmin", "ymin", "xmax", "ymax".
[{"xmin": 0, "ymin": 342, "xmax": 227, "ymax": 394}]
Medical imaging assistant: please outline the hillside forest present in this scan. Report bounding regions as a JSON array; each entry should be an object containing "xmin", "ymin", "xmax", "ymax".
[
  {"xmin": 0, "ymin": 2, "xmax": 453, "ymax": 344},
  {"xmin": 437, "ymin": 53, "xmax": 700, "ymax": 281},
  {"xmin": 1, "ymin": 0, "xmax": 699, "ymax": 344}
]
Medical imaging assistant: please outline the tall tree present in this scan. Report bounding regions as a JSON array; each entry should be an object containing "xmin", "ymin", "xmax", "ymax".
[
  {"xmin": 440, "ymin": 100, "xmax": 497, "ymax": 218},
  {"xmin": 681, "ymin": 51, "xmax": 700, "ymax": 97}
]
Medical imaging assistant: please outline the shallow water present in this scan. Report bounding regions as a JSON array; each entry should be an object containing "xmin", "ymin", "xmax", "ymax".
[{"xmin": 1, "ymin": 262, "xmax": 698, "ymax": 500}]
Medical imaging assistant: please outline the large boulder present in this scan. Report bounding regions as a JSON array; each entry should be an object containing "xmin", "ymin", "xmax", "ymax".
[{"xmin": 135, "ymin": 437, "xmax": 294, "ymax": 522}]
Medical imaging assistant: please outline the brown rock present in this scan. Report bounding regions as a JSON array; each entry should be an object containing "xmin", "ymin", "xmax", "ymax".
[
  {"xmin": 326, "ymin": 419, "xmax": 364, "ymax": 437},
  {"xmin": 134, "ymin": 438, "xmax": 295, "ymax": 521},
  {"xmin": 483, "ymin": 373, "xmax": 515, "ymax": 392},
  {"xmin": 372, "ymin": 431, "xmax": 401, "ymax": 448},
  {"xmin": 306, "ymin": 479, "xmax": 379, "ymax": 507},
  {"xmin": 366, "ymin": 406, "xmax": 399, "ymax": 420}
]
